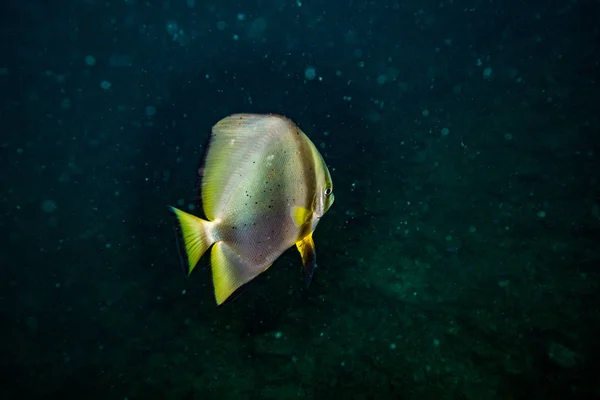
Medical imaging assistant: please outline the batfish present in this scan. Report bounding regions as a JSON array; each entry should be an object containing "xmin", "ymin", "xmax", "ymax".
[{"xmin": 170, "ymin": 114, "xmax": 334, "ymax": 305}]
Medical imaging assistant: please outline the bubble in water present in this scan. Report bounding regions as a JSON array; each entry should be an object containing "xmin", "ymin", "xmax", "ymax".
[
  {"xmin": 100, "ymin": 80, "xmax": 111, "ymax": 90},
  {"xmin": 41, "ymin": 199, "xmax": 57, "ymax": 213}
]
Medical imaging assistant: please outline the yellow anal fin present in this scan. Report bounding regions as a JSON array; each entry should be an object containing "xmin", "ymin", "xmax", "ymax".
[
  {"xmin": 169, "ymin": 206, "xmax": 214, "ymax": 276},
  {"xmin": 296, "ymin": 232, "xmax": 317, "ymax": 286},
  {"xmin": 210, "ymin": 242, "xmax": 272, "ymax": 305}
]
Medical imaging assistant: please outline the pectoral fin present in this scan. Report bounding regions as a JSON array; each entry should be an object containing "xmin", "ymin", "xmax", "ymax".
[
  {"xmin": 291, "ymin": 206, "xmax": 312, "ymax": 227},
  {"xmin": 296, "ymin": 232, "xmax": 317, "ymax": 286}
]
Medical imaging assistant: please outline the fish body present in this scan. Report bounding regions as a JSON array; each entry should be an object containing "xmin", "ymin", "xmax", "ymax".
[{"xmin": 170, "ymin": 114, "xmax": 334, "ymax": 305}]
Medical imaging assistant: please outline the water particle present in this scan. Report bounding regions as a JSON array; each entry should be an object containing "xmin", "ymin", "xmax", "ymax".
[
  {"xmin": 145, "ymin": 105, "xmax": 157, "ymax": 117},
  {"xmin": 304, "ymin": 66, "xmax": 316, "ymax": 80},
  {"xmin": 60, "ymin": 98, "xmax": 72, "ymax": 110},
  {"xmin": 483, "ymin": 67, "xmax": 493, "ymax": 79},
  {"xmin": 84, "ymin": 55, "xmax": 96, "ymax": 66},
  {"xmin": 166, "ymin": 21, "xmax": 178, "ymax": 36},
  {"xmin": 41, "ymin": 199, "xmax": 57, "ymax": 213}
]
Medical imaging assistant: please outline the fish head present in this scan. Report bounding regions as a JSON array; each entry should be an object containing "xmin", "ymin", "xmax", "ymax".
[{"xmin": 313, "ymin": 156, "xmax": 334, "ymax": 221}]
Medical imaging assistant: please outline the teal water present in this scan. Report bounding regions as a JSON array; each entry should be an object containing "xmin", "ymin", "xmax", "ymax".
[{"xmin": 1, "ymin": 0, "xmax": 599, "ymax": 398}]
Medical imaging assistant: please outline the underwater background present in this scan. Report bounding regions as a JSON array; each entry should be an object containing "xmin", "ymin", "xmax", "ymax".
[{"xmin": 2, "ymin": 0, "xmax": 600, "ymax": 399}]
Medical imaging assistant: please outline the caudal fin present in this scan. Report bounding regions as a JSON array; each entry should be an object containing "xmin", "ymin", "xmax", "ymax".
[{"xmin": 169, "ymin": 206, "xmax": 215, "ymax": 276}]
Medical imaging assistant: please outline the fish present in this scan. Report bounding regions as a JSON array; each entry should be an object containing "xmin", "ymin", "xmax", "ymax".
[{"xmin": 169, "ymin": 113, "xmax": 334, "ymax": 305}]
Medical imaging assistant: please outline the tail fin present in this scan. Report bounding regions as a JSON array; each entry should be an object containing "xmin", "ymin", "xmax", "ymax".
[{"xmin": 169, "ymin": 206, "xmax": 215, "ymax": 276}]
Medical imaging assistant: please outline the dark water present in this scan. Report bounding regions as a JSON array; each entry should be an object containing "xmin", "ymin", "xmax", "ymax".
[{"xmin": 2, "ymin": 0, "xmax": 599, "ymax": 399}]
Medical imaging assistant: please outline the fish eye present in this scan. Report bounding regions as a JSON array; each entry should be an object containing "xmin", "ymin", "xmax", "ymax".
[{"xmin": 324, "ymin": 187, "xmax": 332, "ymax": 196}]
